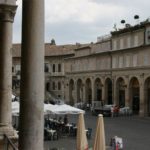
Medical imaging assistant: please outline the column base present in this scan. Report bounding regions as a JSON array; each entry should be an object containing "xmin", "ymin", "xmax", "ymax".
[{"xmin": 0, "ymin": 126, "xmax": 18, "ymax": 149}]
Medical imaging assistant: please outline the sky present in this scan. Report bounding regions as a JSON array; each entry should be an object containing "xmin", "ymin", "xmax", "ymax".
[{"xmin": 13, "ymin": 0, "xmax": 150, "ymax": 45}]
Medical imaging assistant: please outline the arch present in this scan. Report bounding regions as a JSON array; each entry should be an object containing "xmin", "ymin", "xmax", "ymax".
[
  {"xmin": 129, "ymin": 77, "xmax": 140, "ymax": 114},
  {"xmin": 105, "ymin": 78, "xmax": 112, "ymax": 104},
  {"xmin": 69, "ymin": 79, "xmax": 75, "ymax": 105},
  {"xmin": 85, "ymin": 78, "xmax": 92, "ymax": 105},
  {"xmin": 94, "ymin": 78, "xmax": 102, "ymax": 101},
  {"xmin": 116, "ymin": 77, "xmax": 125, "ymax": 107},
  {"xmin": 144, "ymin": 77, "xmax": 150, "ymax": 116}
]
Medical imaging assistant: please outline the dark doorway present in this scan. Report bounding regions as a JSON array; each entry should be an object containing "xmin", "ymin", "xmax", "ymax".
[
  {"xmin": 119, "ymin": 90, "xmax": 125, "ymax": 107},
  {"xmin": 96, "ymin": 89, "xmax": 102, "ymax": 101},
  {"xmin": 108, "ymin": 80, "xmax": 112, "ymax": 104},
  {"xmin": 132, "ymin": 88, "xmax": 139, "ymax": 114}
]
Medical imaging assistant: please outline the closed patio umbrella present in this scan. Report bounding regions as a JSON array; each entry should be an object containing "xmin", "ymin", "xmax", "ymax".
[
  {"xmin": 76, "ymin": 112, "xmax": 88, "ymax": 150},
  {"xmin": 93, "ymin": 114, "xmax": 106, "ymax": 150}
]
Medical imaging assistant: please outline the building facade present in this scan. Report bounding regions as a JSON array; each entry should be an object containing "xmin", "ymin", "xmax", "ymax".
[{"xmin": 12, "ymin": 20, "xmax": 150, "ymax": 117}]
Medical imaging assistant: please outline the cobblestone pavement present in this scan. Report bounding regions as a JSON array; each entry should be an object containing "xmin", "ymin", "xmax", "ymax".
[{"xmin": 44, "ymin": 111, "xmax": 150, "ymax": 150}]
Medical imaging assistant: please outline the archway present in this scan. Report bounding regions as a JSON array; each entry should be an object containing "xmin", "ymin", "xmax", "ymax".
[
  {"xmin": 129, "ymin": 77, "xmax": 140, "ymax": 114},
  {"xmin": 77, "ymin": 79, "xmax": 83, "ymax": 103},
  {"xmin": 69, "ymin": 79, "xmax": 74, "ymax": 105},
  {"xmin": 85, "ymin": 78, "xmax": 92, "ymax": 105},
  {"xmin": 144, "ymin": 77, "xmax": 150, "ymax": 116},
  {"xmin": 116, "ymin": 77, "xmax": 125, "ymax": 107},
  {"xmin": 105, "ymin": 78, "xmax": 112, "ymax": 104},
  {"xmin": 94, "ymin": 78, "xmax": 102, "ymax": 101}
]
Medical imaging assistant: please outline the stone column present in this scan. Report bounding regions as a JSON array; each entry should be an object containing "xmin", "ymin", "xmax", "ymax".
[
  {"xmin": 19, "ymin": 0, "xmax": 44, "ymax": 150},
  {"xmin": 139, "ymin": 81, "xmax": 145, "ymax": 117},
  {"xmin": 82, "ymin": 83, "xmax": 86, "ymax": 103},
  {"xmin": 74, "ymin": 80, "xmax": 78, "ymax": 103},
  {"xmin": 125, "ymin": 84, "xmax": 130, "ymax": 107},
  {"xmin": 113, "ymin": 79, "xmax": 117, "ymax": 105},
  {"xmin": 91, "ymin": 80, "xmax": 95, "ymax": 101},
  {"xmin": 0, "ymin": 4, "xmax": 17, "ymax": 129}
]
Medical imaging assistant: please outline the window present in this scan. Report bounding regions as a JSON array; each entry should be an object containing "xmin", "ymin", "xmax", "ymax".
[
  {"xmin": 46, "ymin": 82, "xmax": 50, "ymax": 91},
  {"xmin": 58, "ymin": 82, "xmax": 61, "ymax": 90},
  {"xmin": 134, "ymin": 35, "xmax": 138, "ymax": 47},
  {"xmin": 52, "ymin": 82, "xmax": 55, "ymax": 90},
  {"xmin": 143, "ymin": 54, "xmax": 149, "ymax": 66},
  {"xmin": 125, "ymin": 55, "xmax": 130, "ymax": 67},
  {"xmin": 127, "ymin": 37, "xmax": 131, "ymax": 48},
  {"xmin": 53, "ymin": 64, "xmax": 55, "ymax": 72},
  {"xmin": 112, "ymin": 57, "xmax": 117, "ymax": 68},
  {"xmin": 113, "ymin": 40, "xmax": 117, "ymax": 50},
  {"xmin": 133, "ymin": 54, "xmax": 138, "ymax": 67},
  {"xmin": 44, "ymin": 63, "xmax": 49, "ymax": 72},
  {"xmin": 12, "ymin": 67, "xmax": 14, "ymax": 72},
  {"xmin": 16, "ymin": 65, "xmax": 20, "ymax": 72},
  {"xmin": 120, "ymin": 39, "xmax": 124, "ymax": 49},
  {"xmin": 58, "ymin": 64, "xmax": 61, "ymax": 72},
  {"xmin": 119, "ymin": 56, "xmax": 123, "ymax": 68}
]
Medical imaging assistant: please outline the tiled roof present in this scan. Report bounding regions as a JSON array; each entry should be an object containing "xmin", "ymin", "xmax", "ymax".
[{"xmin": 12, "ymin": 43, "xmax": 78, "ymax": 57}]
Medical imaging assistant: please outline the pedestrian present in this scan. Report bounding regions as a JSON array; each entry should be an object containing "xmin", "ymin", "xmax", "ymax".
[
  {"xmin": 64, "ymin": 114, "xmax": 68, "ymax": 125},
  {"xmin": 111, "ymin": 106, "xmax": 114, "ymax": 117}
]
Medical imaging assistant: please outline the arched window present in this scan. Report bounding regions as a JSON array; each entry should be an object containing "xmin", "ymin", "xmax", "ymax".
[
  {"xmin": 53, "ymin": 64, "xmax": 55, "ymax": 72},
  {"xmin": 52, "ymin": 82, "xmax": 55, "ymax": 90},
  {"xmin": 58, "ymin": 82, "xmax": 61, "ymax": 90}
]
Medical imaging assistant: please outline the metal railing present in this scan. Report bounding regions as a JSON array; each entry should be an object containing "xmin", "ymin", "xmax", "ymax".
[{"xmin": 4, "ymin": 134, "xmax": 18, "ymax": 150}]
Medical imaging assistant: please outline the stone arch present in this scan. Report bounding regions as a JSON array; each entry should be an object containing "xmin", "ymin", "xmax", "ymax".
[
  {"xmin": 144, "ymin": 77, "xmax": 150, "ymax": 116},
  {"xmin": 77, "ymin": 79, "xmax": 83, "ymax": 103},
  {"xmin": 94, "ymin": 78, "xmax": 102, "ymax": 101},
  {"xmin": 116, "ymin": 77, "xmax": 125, "ymax": 107},
  {"xmin": 105, "ymin": 78, "xmax": 112, "ymax": 104},
  {"xmin": 85, "ymin": 78, "xmax": 92, "ymax": 105},
  {"xmin": 69, "ymin": 79, "xmax": 75, "ymax": 105},
  {"xmin": 129, "ymin": 77, "xmax": 140, "ymax": 114}
]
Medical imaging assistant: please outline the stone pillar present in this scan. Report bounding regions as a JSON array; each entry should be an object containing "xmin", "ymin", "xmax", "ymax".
[
  {"xmin": 0, "ymin": 4, "xmax": 17, "ymax": 129},
  {"xmin": 19, "ymin": 0, "xmax": 44, "ymax": 150},
  {"xmin": 125, "ymin": 84, "xmax": 130, "ymax": 107},
  {"xmin": 102, "ymin": 85, "xmax": 105, "ymax": 103},
  {"xmin": 139, "ymin": 81, "xmax": 145, "ymax": 117},
  {"xmin": 74, "ymin": 80, "xmax": 78, "ymax": 103},
  {"xmin": 113, "ymin": 79, "xmax": 117, "ymax": 105},
  {"xmin": 91, "ymin": 80, "xmax": 95, "ymax": 101},
  {"xmin": 82, "ymin": 84, "xmax": 86, "ymax": 103}
]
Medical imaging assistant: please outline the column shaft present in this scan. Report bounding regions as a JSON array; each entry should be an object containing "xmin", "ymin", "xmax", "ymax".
[
  {"xmin": 125, "ymin": 85, "xmax": 130, "ymax": 107},
  {"xmin": 19, "ymin": 0, "xmax": 44, "ymax": 150},
  {"xmin": 140, "ymin": 83, "xmax": 145, "ymax": 117},
  {"xmin": 92, "ymin": 80, "xmax": 95, "ymax": 101},
  {"xmin": 102, "ymin": 86, "xmax": 105, "ymax": 103},
  {"xmin": 0, "ymin": 4, "xmax": 17, "ymax": 128},
  {"xmin": 113, "ymin": 81, "xmax": 117, "ymax": 105}
]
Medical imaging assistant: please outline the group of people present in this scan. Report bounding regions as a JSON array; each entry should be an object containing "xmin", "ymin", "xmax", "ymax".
[
  {"xmin": 58, "ymin": 114, "xmax": 68, "ymax": 125},
  {"xmin": 111, "ymin": 105, "xmax": 120, "ymax": 117}
]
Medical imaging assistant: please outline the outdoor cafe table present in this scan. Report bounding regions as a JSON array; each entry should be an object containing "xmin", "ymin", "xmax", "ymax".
[{"xmin": 47, "ymin": 129, "xmax": 56, "ymax": 140}]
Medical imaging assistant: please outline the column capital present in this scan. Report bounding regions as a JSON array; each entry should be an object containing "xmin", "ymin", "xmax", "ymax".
[{"xmin": 0, "ymin": 4, "xmax": 17, "ymax": 22}]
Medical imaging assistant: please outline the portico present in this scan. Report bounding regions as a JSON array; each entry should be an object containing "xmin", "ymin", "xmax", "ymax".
[{"xmin": 0, "ymin": 0, "xmax": 45, "ymax": 149}]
